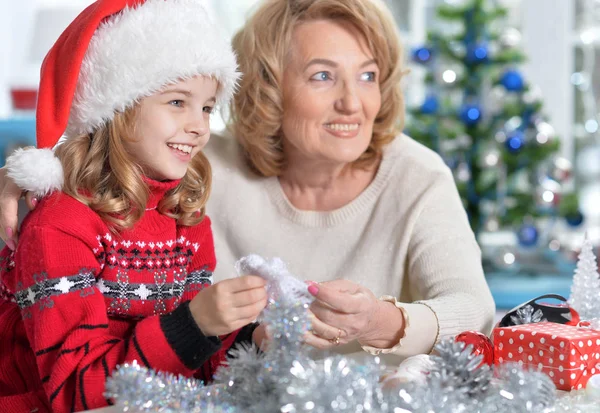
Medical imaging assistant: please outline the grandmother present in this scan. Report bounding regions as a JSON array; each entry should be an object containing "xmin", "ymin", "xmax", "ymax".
[{"xmin": 0, "ymin": 0, "xmax": 495, "ymax": 363}]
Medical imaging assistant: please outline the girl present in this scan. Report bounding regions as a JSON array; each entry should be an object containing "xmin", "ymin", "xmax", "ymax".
[{"xmin": 0, "ymin": 0, "xmax": 267, "ymax": 412}]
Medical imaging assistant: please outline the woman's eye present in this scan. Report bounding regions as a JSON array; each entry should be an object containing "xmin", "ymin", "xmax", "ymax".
[
  {"xmin": 361, "ymin": 72, "xmax": 377, "ymax": 82},
  {"xmin": 310, "ymin": 71, "xmax": 332, "ymax": 81},
  {"xmin": 169, "ymin": 99, "xmax": 184, "ymax": 107},
  {"xmin": 203, "ymin": 106, "xmax": 214, "ymax": 114}
]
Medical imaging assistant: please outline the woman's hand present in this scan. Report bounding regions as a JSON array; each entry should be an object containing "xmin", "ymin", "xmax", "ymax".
[
  {"xmin": 189, "ymin": 275, "xmax": 267, "ymax": 337},
  {"xmin": 0, "ymin": 167, "xmax": 37, "ymax": 249},
  {"xmin": 252, "ymin": 323, "xmax": 271, "ymax": 350},
  {"xmin": 304, "ymin": 279, "xmax": 405, "ymax": 350}
]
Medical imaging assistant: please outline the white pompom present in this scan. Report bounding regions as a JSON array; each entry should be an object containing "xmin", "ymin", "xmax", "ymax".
[{"xmin": 6, "ymin": 148, "xmax": 64, "ymax": 196}]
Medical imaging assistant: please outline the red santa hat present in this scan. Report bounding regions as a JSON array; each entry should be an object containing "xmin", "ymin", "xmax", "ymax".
[{"xmin": 7, "ymin": 0, "xmax": 238, "ymax": 195}]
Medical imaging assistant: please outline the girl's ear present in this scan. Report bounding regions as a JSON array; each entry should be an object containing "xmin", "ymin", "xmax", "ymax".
[{"xmin": 6, "ymin": 147, "xmax": 64, "ymax": 197}]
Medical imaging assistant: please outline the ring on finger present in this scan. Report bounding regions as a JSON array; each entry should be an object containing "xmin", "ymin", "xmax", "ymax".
[{"xmin": 329, "ymin": 328, "xmax": 342, "ymax": 346}]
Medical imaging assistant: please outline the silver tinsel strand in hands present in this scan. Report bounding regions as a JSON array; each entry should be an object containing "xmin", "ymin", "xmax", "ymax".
[
  {"xmin": 107, "ymin": 255, "xmax": 582, "ymax": 412},
  {"xmin": 510, "ymin": 304, "xmax": 546, "ymax": 325}
]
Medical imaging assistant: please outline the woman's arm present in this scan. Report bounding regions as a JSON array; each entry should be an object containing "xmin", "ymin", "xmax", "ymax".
[
  {"xmin": 306, "ymin": 168, "xmax": 495, "ymax": 357},
  {"xmin": 384, "ymin": 168, "xmax": 496, "ymax": 355}
]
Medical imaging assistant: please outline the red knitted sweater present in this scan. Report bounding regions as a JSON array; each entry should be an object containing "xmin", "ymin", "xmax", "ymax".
[{"xmin": 0, "ymin": 178, "xmax": 254, "ymax": 413}]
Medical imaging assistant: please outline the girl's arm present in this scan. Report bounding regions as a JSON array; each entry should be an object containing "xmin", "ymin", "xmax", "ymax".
[
  {"xmin": 11, "ymin": 218, "xmax": 223, "ymax": 412},
  {"xmin": 182, "ymin": 217, "xmax": 265, "ymax": 381}
]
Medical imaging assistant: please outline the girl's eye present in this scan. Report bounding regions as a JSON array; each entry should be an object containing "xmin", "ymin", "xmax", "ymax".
[
  {"xmin": 169, "ymin": 99, "xmax": 184, "ymax": 107},
  {"xmin": 310, "ymin": 71, "xmax": 332, "ymax": 81},
  {"xmin": 360, "ymin": 72, "xmax": 377, "ymax": 82},
  {"xmin": 203, "ymin": 106, "xmax": 214, "ymax": 114}
]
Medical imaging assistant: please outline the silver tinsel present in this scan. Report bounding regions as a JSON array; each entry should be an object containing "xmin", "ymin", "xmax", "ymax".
[
  {"xmin": 429, "ymin": 340, "xmax": 492, "ymax": 398},
  {"xmin": 509, "ymin": 304, "xmax": 547, "ymax": 325},
  {"xmin": 106, "ymin": 255, "xmax": 569, "ymax": 412},
  {"xmin": 483, "ymin": 363, "xmax": 556, "ymax": 412}
]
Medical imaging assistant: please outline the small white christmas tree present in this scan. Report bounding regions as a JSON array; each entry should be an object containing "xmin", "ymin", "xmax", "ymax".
[{"xmin": 568, "ymin": 235, "xmax": 600, "ymax": 320}]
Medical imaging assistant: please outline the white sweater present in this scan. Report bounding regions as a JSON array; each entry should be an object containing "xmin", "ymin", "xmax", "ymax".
[{"xmin": 205, "ymin": 132, "xmax": 495, "ymax": 364}]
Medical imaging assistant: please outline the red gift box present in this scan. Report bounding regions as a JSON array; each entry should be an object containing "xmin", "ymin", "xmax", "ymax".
[{"xmin": 493, "ymin": 322, "xmax": 600, "ymax": 391}]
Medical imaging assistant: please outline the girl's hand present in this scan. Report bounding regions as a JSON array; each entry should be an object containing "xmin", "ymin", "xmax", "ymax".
[{"xmin": 189, "ymin": 275, "xmax": 267, "ymax": 337}]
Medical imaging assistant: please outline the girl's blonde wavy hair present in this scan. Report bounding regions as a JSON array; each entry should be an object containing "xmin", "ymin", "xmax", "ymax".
[
  {"xmin": 54, "ymin": 106, "xmax": 211, "ymax": 232},
  {"xmin": 230, "ymin": 0, "xmax": 406, "ymax": 176}
]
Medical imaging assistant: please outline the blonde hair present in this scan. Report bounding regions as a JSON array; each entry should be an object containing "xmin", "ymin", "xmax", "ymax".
[
  {"xmin": 54, "ymin": 107, "xmax": 211, "ymax": 232},
  {"xmin": 230, "ymin": 0, "xmax": 405, "ymax": 176}
]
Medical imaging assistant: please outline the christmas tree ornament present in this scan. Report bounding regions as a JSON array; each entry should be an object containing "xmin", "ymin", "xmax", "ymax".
[
  {"xmin": 455, "ymin": 331, "xmax": 495, "ymax": 366},
  {"xmin": 517, "ymin": 223, "xmax": 539, "ymax": 247},
  {"xmin": 487, "ymin": 85, "xmax": 508, "ymax": 113},
  {"xmin": 454, "ymin": 162, "xmax": 472, "ymax": 182},
  {"xmin": 499, "ymin": 27, "xmax": 522, "ymax": 50},
  {"xmin": 466, "ymin": 42, "xmax": 490, "ymax": 64},
  {"xmin": 548, "ymin": 156, "xmax": 573, "ymax": 183},
  {"xmin": 436, "ymin": 65, "xmax": 463, "ymax": 86},
  {"xmin": 565, "ymin": 210, "xmax": 585, "ymax": 227},
  {"xmin": 522, "ymin": 85, "xmax": 543, "ymax": 106},
  {"xmin": 412, "ymin": 46, "xmax": 434, "ymax": 64},
  {"xmin": 568, "ymin": 236, "xmax": 600, "ymax": 320},
  {"xmin": 448, "ymin": 40, "xmax": 467, "ymax": 58},
  {"xmin": 420, "ymin": 94, "xmax": 439, "ymax": 114},
  {"xmin": 479, "ymin": 147, "xmax": 501, "ymax": 168},
  {"xmin": 494, "ymin": 129, "xmax": 508, "ymax": 144},
  {"xmin": 505, "ymin": 130, "xmax": 525, "ymax": 154},
  {"xmin": 459, "ymin": 103, "xmax": 483, "ymax": 125},
  {"xmin": 534, "ymin": 121, "xmax": 556, "ymax": 145},
  {"xmin": 500, "ymin": 69, "xmax": 525, "ymax": 92},
  {"xmin": 505, "ymin": 116, "xmax": 523, "ymax": 133},
  {"xmin": 536, "ymin": 178, "xmax": 561, "ymax": 209}
]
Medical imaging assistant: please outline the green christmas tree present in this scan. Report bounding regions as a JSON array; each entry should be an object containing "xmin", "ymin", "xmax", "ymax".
[{"xmin": 404, "ymin": 0, "xmax": 580, "ymax": 246}]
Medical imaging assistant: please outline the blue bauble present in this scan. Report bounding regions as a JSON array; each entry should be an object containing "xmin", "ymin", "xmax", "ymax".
[
  {"xmin": 517, "ymin": 224, "xmax": 539, "ymax": 247},
  {"xmin": 505, "ymin": 131, "xmax": 525, "ymax": 153},
  {"xmin": 420, "ymin": 95, "xmax": 439, "ymax": 114},
  {"xmin": 466, "ymin": 43, "xmax": 489, "ymax": 64},
  {"xmin": 412, "ymin": 46, "xmax": 433, "ymax": 64},
  {"xmin": 565, "ymin": 211, "xmax": 584, "ymax": 227},
  {"xmin": 500, "ymin": 69, "xmax": 524, "ymax": 91},
  {"xmin": 459, "ymin": 103, "xmax": 482, "ymax": 125}
]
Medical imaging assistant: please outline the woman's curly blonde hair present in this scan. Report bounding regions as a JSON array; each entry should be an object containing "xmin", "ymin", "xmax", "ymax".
[
  {"xmin": 230, "ymin": 0, "xmax": 406, "ymax": 176},
  {"xmin": 54, "ymin": 106, "xmax": 211, "ymax": 232}
]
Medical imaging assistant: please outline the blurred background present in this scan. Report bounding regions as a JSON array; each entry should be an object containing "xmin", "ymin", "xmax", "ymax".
[{"xmin": 0, "ymin": 0, "xmax": 598, "ymax": 311}]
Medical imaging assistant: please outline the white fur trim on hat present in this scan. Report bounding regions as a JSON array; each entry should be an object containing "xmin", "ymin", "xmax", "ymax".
[
  {"xmin": 66, "ymin": 0, "xmax": 239, "ymax": 138},
  {"xmin": 6, "ymin": 148, "xmax": 64, "ymax": 197}
]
